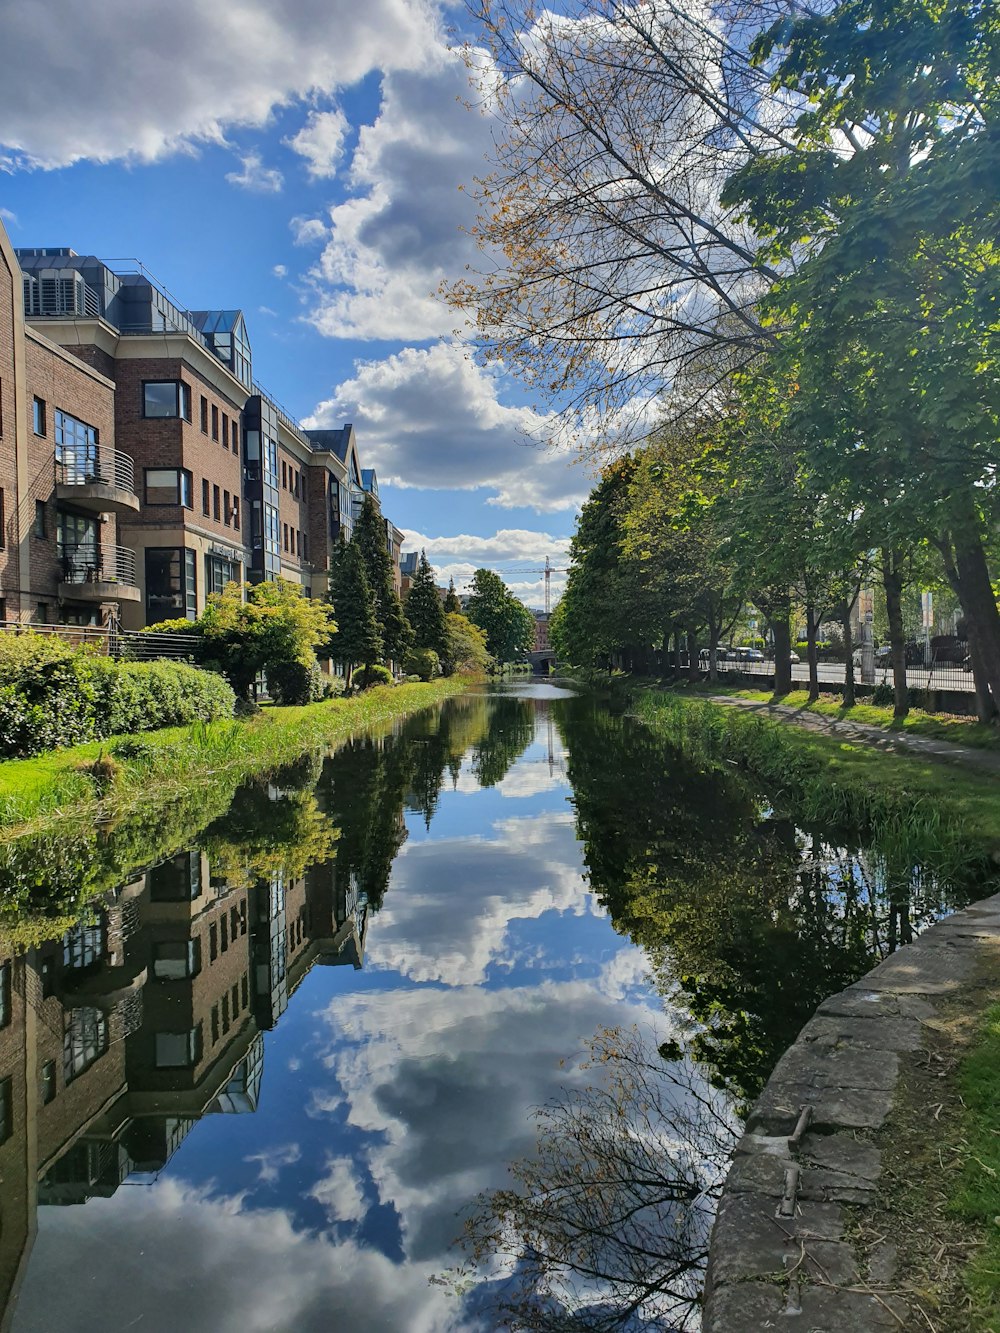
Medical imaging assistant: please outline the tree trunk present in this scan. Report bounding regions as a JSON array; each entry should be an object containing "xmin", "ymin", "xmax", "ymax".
[
  {"xmin": 805, "ymin": 602, "xmax": 820, "ymax": 702},
  {"xmin": 881, "ymin": 549, "xmax": 909, "ymax": 719},
  {"xmin": 686, "ymin": 630, "xmax": 699, "ymax": 683},
  {"xmin": 708, "ymin": 621, "xmax": 720, "ymax": 682},
  {"xmin": 952, "ymin": 524, "xmax": 1000, "ymax": 718},
  {"xmin": 840, "ymin": 601, "xmax": 856, "ymax": 708},
  {"xmin": 766, "ymin": 596, "xmax": 792, "ymax": 696},
  {"xmin": 673, "ymin": 629, "xmax": 684, "ymax": 682},
  {"xmin": 966, "ymin": 627, "xmax": 995, "ymax": 723}
]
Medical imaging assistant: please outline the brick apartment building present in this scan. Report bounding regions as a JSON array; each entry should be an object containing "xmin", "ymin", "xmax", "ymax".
[{"xmin": 0, "ymin": 218, "xmax": 403, "ymax": 630}]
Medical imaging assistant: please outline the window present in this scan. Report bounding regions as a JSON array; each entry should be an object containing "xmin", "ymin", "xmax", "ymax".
[
  {"xmin": 206, "ymin": 553, "xmax": 240, "ymax": 598},
  {"xmin": 143, "ymin": 380, "xmax": 191, "ymax": 420},
  {"xmin": 264, "ymin": 437, "xmax": 278, "ymax": 484},
  {"xmin": 209, "ymin": 923, "xmax": 218, "ymax": 962},
  {"xmin": 63, "ymin": 921, "xmax": 104, "ymax": 972},
  {"xmin": 232, "ymin": 496, "xmax": 240, "ymax": 530},
  {"xmin": 36, "ymin": 603, "xmax": 49, "ymax": 623},
  {"xmin": 145, "ymin": 548, "xmax": 197, "ymax": 621},
  {"xmin": 281, "ymin": 460, "xmax": 287, "ymax": 489},
  {"xmin": 303, "ymin": 531, "xmax": 309, "ymax": 561},
  {"xmin": 211, "ymin": 1005, "xmax": 219, "ymax": 1044},
  {"xmin": 0, "ymin": 488, "xmax": 5, "ymax": 549},
  {"xmin": 55, "ymin": 409, "xmax": 99, "ymax": 480},
  {"xmin": 202, "ymin": 478, "xmax": 210, "ymax": 515},
  {"xmin": 213, "ymin": 485, "xmax": 221, "ymax": 521},
  {"xmin": 0, "ymin": 962, "xmax": 9, "ymax": 1029},
  {"xmin": 220, "ymin": 914, "xmax": 228, "ymax": 953},
  {"xmin": 294, "ymin": 471, "xmax": 300, "ymax": 498},
  {"xmin": 34, "ymin": 500, "xmax": 46, "ymax": 539},
  {"xmin": 145, "ymin": 468, "xmax": 192, "ymax": 507},
  {"xmin": 211, "ymin": 404, "xmax": 219, "ymax": 440},
  {"xmin": 41, "ymin": 1060, "xmax": 57, "ymax": 1105},
  {"xmin": 63, "ymin": 1007, "xmax": 108, "ymax": 1084},
  {"xmin": 200, "ymin": 396, "xmax": 209, "ymax": 432},
  {"xmin": 241, "ymin": 975, "xmax": 248, "ymax": 1009},
  {"xmin": 232, "ymin": 425, "xmax": 239, "ymax": 459},
  {"xmin": 33, "ymin": 396, "xmax": 46, "ymax": 435},
  {"xmin": 221, "ymin": 993, "xmax": 230, "ymax": 1033},
  {"xmin": 154, "ymin": 1028, "xmax": 202, "ymax": 1069},
  {"xmin": 222, "ymin": 414, "xmax": 229, "ymax": 449},
  {"xmin": 283, "ymin": 522, "xmax": 288, "ymax": 553},
  {"xmin": 152, "ymin": 939, "xmax": 201, "ymax": 981},
  {"xmin": 223, "ymin": 490, "xmax": 231, "ymax": 526},
  {"xmin": 264, "ymin": 504, "xmax": 280, "ymax": 555}
]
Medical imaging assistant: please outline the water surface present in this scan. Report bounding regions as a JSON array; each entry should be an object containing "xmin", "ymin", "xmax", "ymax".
[{"xmin": 0, "ymin": 683, "xmax": 981, "ymax": 1332}]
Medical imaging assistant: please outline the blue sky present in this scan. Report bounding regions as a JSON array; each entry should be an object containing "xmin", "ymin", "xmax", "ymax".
[{"xmin": 0, "ymin": 1, "xmax": 585, "ymax": 606}]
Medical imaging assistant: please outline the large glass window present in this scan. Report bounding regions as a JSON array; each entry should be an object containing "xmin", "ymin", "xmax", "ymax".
[
  {"xmin": 144, "ymin": 468, "xmax": 192, "ymax": 507},
  {"xmin": 155, "ymin": 1027, "xmax": 202, "ymax": 1069},
  {"xmin": 63, "ymin": 921, "xmax": 105, "ymax": 972},
  {"xmin": 264, "ymin": 503, "xmax": 280, "ymax": 556},
  {"xmin": 143, "ymin": 381, "xmax": 191, "ymax": 419},
  {"xmin": 206, "ymin": 553, "xmax": 241, "ymax": 598},
  {"xmin": 145, "ymin": 548, "xmax": 197, "ymax": 621},
  {"xmin": 55, "ymin": 409, "xmax": 100, "ymax": 481},
  {"xmin": 263, "ymin": 437, "xmax": 279, "ymax": 485},
  {"xmin": 63, "ymin": 1007, "xmax": 108, "ymax": 1084}
]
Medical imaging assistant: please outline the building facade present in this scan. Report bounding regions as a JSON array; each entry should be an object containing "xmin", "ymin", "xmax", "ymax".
[{"xmin": 0, "ymin": 221, "xmax": 402, "ymax": 629}]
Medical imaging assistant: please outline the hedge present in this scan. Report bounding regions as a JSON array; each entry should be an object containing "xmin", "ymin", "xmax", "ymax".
[{"xmin": 0, "ymin": 634, "xmax": 235, "ymax": 758}]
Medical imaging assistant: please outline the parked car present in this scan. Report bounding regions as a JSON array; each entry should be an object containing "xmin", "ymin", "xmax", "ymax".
[
  {"xmin": 788, "ymin": 650, "xmax": 801, "ymax": 664},
  {"xmin": 733, "ymin": 646, "xmax": 765, "ymax": 663}
]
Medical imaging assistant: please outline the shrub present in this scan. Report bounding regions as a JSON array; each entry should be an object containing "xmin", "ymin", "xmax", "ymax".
[
  {"xmin": 265, "ymin": 660, "xmax": 324, "ymax": 706},
  {"xmin": 354, "ymin": 664, "xmax": 394, "ymax": 690},
  {"xmin": 403, "ymin": 647, "xmax": 441, "ymax": 681},
  {"xmin": 0, "ymin": 634, "xmax": 235, "ymax": 758}
]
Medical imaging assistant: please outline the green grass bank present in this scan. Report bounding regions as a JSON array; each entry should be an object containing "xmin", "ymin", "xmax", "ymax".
[
  {"xmin": 633, "ymin": 687, "xmax": 1000, "ymax": 869},
  {"xmin": 0, "ymin": 676, "xmax": 470, "ymax": 838}
]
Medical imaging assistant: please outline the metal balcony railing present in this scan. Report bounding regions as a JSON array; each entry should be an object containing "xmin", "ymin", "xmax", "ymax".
[
  {"xmin": 56, "ymin": 444, "xmax": 137, "ymax": 495},
  {"xmin": 59, "ymin": 543, "xmax": 138, "ymax": 587}
]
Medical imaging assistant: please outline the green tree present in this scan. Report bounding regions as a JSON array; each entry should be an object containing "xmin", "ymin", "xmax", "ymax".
[
  {"xmin": 444, "ymin": 612, "xmax": 490, "ymax": 676},
  {"xmin": 325, "ymin": 540, "xmax": 382, "ymax": 688},
  {"xmin": 353, "ymin": 493, "xmax": 412, "ymax": 665},
  {"xmin": 404, "ymin": 550, "xmax": 448, "ymax": 658},
  {"xmin": 465, "ymin": 568, "xmax": 535, "ymax": 664},
  {"xmin": 443, "ymin": 579, "xmax": 462, "ymax": 614},
  {"xmin": 196, "ymin": 578, "xmax": 335, "ymax": 701}
]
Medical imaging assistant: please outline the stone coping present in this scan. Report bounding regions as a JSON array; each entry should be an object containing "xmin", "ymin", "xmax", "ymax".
[{"xmin": 702, "ymin": 892, "xmax": 1000, "ymax": 1331}]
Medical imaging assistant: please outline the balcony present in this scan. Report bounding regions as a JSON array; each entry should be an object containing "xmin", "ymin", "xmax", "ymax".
[
  {"xmin": 59, "ymin": 543, "xmax": 141, "ymax": 603},
  {"xmin": 56, "ymin": 445, "xmax": 140, "ymax": 515}
]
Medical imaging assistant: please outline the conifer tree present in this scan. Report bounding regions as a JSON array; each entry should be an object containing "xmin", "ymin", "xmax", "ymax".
[
  {"xmin": 325, "ymin": 539, "xmax": 382, "ymax": 687},
  {"xmin": 353, "ymin": 493, "xmax": 412, "ymax": 664},
  {"xmin": 443, "ymin": 579, "xmax": 462, "ymax": 614},
  {"xmin": 405, "ymin": 551, "xmax": 448, "ymax": 658}
]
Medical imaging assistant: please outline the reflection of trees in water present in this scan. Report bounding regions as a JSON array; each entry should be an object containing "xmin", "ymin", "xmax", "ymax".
[
  {"xmin": 469, "ymin": 696, "xmax": 536, "ymax": 789},
  {"xmin": 455, "ymin": 1027, "xmax": 737, "ymax": 1333},
  {"xmin": 553, "ymin": 695, "xmax": 980, "ymax": 1104}
]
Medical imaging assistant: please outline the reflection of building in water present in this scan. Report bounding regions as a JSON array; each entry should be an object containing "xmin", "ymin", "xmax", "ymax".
[{"xmin": 0, "ymin": 839, "xmax": 369, "ymax": 1330}]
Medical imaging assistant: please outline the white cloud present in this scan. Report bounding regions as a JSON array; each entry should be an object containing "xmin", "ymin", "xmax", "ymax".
[
  {"xmin": 273, "ymin": 264, "xmax": 288, "ymax": 278},
  {"xmin": 226, "ymin": 150, "xmax": 284, "ymax": 194},
  {"xmin": 286, "ymin": 108, "xmax": 350, "ymax": 179},
  {"xmin": 308, "ymin": 1155, "xmax": 368, "ymax": 1222},
  {"xmin": 305, "ymin": 51, "xmax": 492, "ymax": 342},
  {"xmin": 291, "ymin": 216, "xmax": 330, "ymax": 246},
  {"xmin": 0, "ymin": 207, "xmax": 16, "ymax": 226},
  {"xmin": 0, "ymin": 0, "xmax": 443, "ymax": 169},
  {"xmin": 305, "ymin": 341, "xmax": 587, "ymax": 512}
]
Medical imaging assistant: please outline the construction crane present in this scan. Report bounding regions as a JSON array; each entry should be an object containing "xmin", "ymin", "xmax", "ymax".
[{"xmin": 521, "ymin": 556, "xmax": 568, "ymax": 614}]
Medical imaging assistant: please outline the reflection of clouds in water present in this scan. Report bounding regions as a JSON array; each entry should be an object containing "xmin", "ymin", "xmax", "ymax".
[
  {"xmin": 308, "ymin": 1155, "xmax": 368, "ymax": 1223},
  {"xmin": 14, "ymin": 1180, "xmax": 461, "ymax": 1333},
  {"xmin": 317, "ymin": 980, "xmax": 671, "ymax": 1263},
  {"xmin": 494, "ymin": 762, "xmax": 566, "ymax": 799},
  {"xmin": 244, "ymin": 1141, "xmax": 301, "ymax": 1184},
  {"xmin": 367, "ymin": 813, "xmax": 597, "ymax": 986}
]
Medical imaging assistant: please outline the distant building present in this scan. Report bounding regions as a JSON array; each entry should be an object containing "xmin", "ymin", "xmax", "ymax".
[{"xmin": 534, "ymin": 611, "xmax": 551, "ymax": 652}]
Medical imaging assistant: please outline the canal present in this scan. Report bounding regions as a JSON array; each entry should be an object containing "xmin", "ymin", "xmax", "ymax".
[{"xmin": 0, "ymin": 683, "xmax": 984, "ymax": 1331}]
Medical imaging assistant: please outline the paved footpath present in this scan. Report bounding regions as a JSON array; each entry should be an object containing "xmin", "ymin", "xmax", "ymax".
[
  {"xmin": 707, "ymin": 694, "xmax": 1000, "ymax": 777},
  {"xmin": 703, "ymin": 891, "xmax": 1000, "ymax": 1331}
]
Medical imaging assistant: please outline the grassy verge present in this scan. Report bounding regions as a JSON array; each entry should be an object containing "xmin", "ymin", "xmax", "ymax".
[
  {"xmin": 950, "ymin": 1001, "xmax": 1000, "ymax": 1328},
  {"xmin": 633, "ymin": 688, "xmax": 1000, "ymax": 866},
  {"xmin": 711, "ymin": 686, "xmax": 1000, "ymax": 752},
  {"xmin": 0, "ymin": 677, "xmax": 470, "ymax": 837}
]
